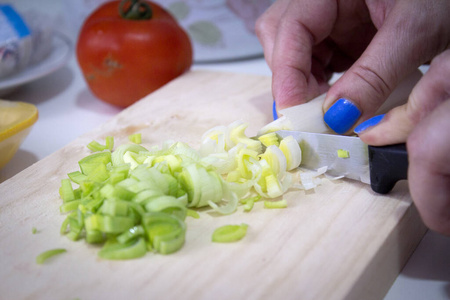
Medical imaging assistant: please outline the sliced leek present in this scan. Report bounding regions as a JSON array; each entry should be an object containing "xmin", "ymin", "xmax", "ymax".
[
  {"xmin": 128, "ymin": 133, "xmax": 142, "ymax": 144},
  {"xmin": 337, "ymin": 149, "xmax": 350, "ymax": 158},
  {"xmin": 264, "ymin": 199, "xmax": 288, "ymax": 209},
  {"xmin": 212, "ymin": 223, "xmax": 248, "ymax": 243},
  {"xmin": 55, "ymin": 121, "xmax": 325, "ymax": 260},
  {"xmin": 36, "ymin": 248, "xmax": 67, "ymax": 264}
]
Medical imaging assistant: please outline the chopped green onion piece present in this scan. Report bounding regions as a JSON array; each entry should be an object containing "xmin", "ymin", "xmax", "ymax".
[
  {"xmin": 228, "ymin": 122, "xmax": 262, "ymax": 153},
  {"xmin": 111, "ymin": 144, "xmax": 147, "ymax": 166},
  {"xmin": 60, "ymin": 200, "xmax": 81, "ymax": 213},
  {"xmin": 59, "ymin": 179, "xmax": 75, "ymax": 202},
  {"xmin": 264, "ymin": 199, "xmax": 288, "ymax": 209},
  {"xmin": 186, "ymin": 209, "xmax": 200, "ymax": 219},
  {"xmin": 86, "ymin": 163, "xmax": 109, "ymax": 182},
  {"xmin": 36, "ymin": 248, "xmax": 67, "ymax": 264},
  {"xmin": 243, "ymin": 199, "xmax": 255, "ymax": 212},
  {"xmin": 240, "ymin": 195, "xmax": 261, "ymax": 204},
  {"xmin": 117, "ymin": 226, "xmax": 145, "ymax": 244},
  {"xmin": 105, "ymin": 136, "xmax": 114, "ymax": 150},
  {"xmin": 240, "ymin": 195, "xmax": 261, "ymax": 212},
  {"xmin": 128, "ymin": 133, "xmax": 142, "ymax": 144},
  {"xmin": 84, "ymin": 214, "xmax": 135, "ymax": 234},
  {"xmin": 258, "ymin": 132, "xmax": 279, "ymax": 147},
  {"xmin": 265, "ymin": 174, "xmax": 283, "ymax": 198},
  {"xmin": 86, "ymin": 230, "xmax": 104, "ymax": 244},
  {"xmin": 87, "ymin": 136, "xmax": 114, "ymax": 152},
  {"xmin": 87, "ymin": 140, "xmax": 106, "ymax": 152},
  {"xmin": 98, "ymin": 237, "xmax": 147, "ymax": 260},
  {"xmin": 212, "ymin": 223, "xmax": 248, "ymax": 243},
  {"xmin": 279, "ymin": 135, "xmax": 302, "ymax": 170},
  {"xmin": 78, "ymin": 152, "xmax": 112, "ymax": 175},
  {"xmin": 143, "ymin": 212, "xmax": 186, "ymax": 254},
  {"xmin": 32, "ymin": 227, "xmax": 37, "ymax": 234},
  {"xmin": 337, "ymin": 149, "xmax": 350, "ymax": 158},
  {"xmin": 67, "ymin": 171, "xmax": 88, "ymax": 184}
]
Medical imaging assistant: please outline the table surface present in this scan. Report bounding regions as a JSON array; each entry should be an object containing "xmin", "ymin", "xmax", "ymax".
[{"xmin": 1, "ymin": 1, "xmax": 450, "ymax": 299}]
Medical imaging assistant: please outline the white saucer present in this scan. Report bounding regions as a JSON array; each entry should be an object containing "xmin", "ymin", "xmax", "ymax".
[{"xmin": 0, "ymin": 32, "xmax": 72, "ymax": 97}]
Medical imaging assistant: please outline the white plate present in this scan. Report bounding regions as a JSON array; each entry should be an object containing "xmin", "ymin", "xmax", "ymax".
[{"xmin": 0, "ymin": 32, "xmax": 72, "ymax": 97}]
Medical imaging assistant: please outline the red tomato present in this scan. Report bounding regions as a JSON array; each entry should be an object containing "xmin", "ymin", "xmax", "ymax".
[{"xmin": 76, "ymin": 0, "xmax": 193, "ymax": 107}]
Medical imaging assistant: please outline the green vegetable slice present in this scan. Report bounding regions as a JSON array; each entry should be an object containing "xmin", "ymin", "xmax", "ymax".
[
  {"xmin": 258, "ymin": 132, "xmax": 280, "ymax": 147},
  {"xmin": 143, "ymin": 212, "xmax": 186, "ymax": 254},
  {"xmin": 78, "ymin": 152, "xmax": 112, "ymax": 175},
  {"xmin": 67, "ymin": 171, "xmax": 88, "ymax": 184},
  {"xmin": 84, "ymin": 214, "xmax": 135, "ymax": 234},
  {"xmin": 264, "ymin": 199, "xmax": 288, "ymax": 209},
  {"xmin": 117, "ymin": 225, "xmax": 145, "ymax": 244},
  {"xmin": 59, "ymin": 179, "xmax": 75, "ymax": 202},
  {"xmin": 186, "ymin": 209, "xmax": 200, "ymax": 219},
  {"xmin": 244, "ymin": 199, "xmax": 255, "ymax": 212},
  {"xmin": 212, "ymin": 223, "xmax": 248, "ymax": 243},
  {"xmin": 98, "ymin": 237, "xmax": 147, "ymax": 260},
  {"xmin": 60, "ymin": 200, "xmax": 81, "ymax": 213},
  {"xmin": 337, "ymin": 149, "xmax": 350, "ymax": 158},
  {"xmin": 36, "ymin": 248, "xmax": 67, "ymax": 264},
  {"xmin": 87, "ymin": 141, "xmax": 105, "ymax": 152},
  {"xmin": 87, "ymin": 136, "xmax": 114, "ymax": 152},
  {"xmin": 105, "ymin": 136, "xmax": 114, "ymax": 150},
  {"xmin": 128, "ymin": 133, "xmax": 142, "ymax": 144}
]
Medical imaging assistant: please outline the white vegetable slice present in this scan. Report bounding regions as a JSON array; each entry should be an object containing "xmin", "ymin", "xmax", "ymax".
[
  {"xmin": 227, "ymin": 121, "xmax": 262, "ymax": 153},
  {"xmin": 279, "ymin": 136, "xmax": 302, "ymax": 171},
  {"xmin": 299, "ymin": 167, "xmax": 328, "ymax": 190},
  {"xmin": 259, "ymin": 145, "xmax": 287, "ymax": 176}
]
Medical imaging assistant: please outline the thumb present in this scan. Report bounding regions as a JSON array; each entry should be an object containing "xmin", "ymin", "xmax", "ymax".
[
  {"xmin": 323, "ymin": 1, "xmax": 439, "ymax": 134},
  {"xmin": 354, "ymin": 49, "xmax": 450, "ymax": 146}
]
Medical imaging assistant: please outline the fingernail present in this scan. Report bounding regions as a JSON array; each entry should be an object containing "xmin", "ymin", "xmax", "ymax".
[
  {"xmin": 324, "ymin": 98, "xmax": 361, "ymax": 134},
  {"xmin": 273, "ymin": 100, "xmax": 278, "ymax": 120},
  {"xmin": 354, "ymin": 114, "xmax": 385, "ymax": 134}
]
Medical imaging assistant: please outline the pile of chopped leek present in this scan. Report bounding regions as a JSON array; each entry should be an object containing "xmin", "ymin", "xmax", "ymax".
[{"xmin": 56, "ymin": 121, "xmax": 321, "ymax": 260}]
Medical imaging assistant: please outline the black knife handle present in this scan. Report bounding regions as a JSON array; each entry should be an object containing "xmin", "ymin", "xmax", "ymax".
[{"xmin": 368, "ymin": 143, "xmax": 408, "ymax": 194}]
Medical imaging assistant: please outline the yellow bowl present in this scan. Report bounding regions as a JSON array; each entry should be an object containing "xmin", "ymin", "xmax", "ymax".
[{"xmin": 0, "ymin": 100, "xmax": 38, "ymax": 169}]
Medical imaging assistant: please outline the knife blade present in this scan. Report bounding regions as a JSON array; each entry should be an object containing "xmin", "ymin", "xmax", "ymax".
[{"xmin": 275, "ymin": 130, "xmax": 408, "ymax": 194}]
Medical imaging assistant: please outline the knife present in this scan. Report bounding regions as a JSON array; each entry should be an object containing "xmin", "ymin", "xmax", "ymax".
[{"xmin": 275, "ymin": 130, "xmax": 408, "ymax": 194}]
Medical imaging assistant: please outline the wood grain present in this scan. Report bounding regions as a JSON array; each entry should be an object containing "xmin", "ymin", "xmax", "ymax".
[{"xmin": 0, "ymin": 70, "xmax": 426, "ymax": 300}]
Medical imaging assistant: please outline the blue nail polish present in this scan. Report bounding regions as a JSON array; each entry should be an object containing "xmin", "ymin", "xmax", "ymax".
[
  {"xmin": 324, "ymin": 98, "xmax": 361, "ymax": 134},
  {"xmin": 354, "ymin": 114, "xmax": 385, "ymax": 134},
  {"xmin": 273, "ymin": 100, "xmax": 278, "ymax": 120}
]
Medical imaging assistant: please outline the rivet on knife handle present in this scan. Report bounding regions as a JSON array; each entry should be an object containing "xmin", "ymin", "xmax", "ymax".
[{"xmin": 368, "ymin": 143, "xmax": 408, "ymax": 194}]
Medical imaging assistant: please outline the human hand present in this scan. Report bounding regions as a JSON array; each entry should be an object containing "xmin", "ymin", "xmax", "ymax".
[
  {"xmin": 256, "ymin": 0, "xmax": 450, "ymax": 234},
  {"xmin": 357, "ymin": 50, "xmax": 450, "ymax": 235},
  {"xmin": 256, "ymin": 0, "xmax": 450, "ymax": 133}
]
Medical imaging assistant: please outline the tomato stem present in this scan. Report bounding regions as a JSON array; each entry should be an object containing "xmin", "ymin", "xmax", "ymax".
[{"xmin": 119, "ymin": 0, "xmax": 152, "ymax": 20}]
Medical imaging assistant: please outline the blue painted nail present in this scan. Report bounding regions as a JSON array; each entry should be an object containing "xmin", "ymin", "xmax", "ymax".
[
  {"xmin": 354, "ymin": 114, "xmax": 385, "ymax": 134},
  {"xmin": 324, "ymin": 98, "xmax": 361, "ymax": 134},
  {"xmin": 273, "ymin": 100, "xmax": 278, "ymax": 120}
]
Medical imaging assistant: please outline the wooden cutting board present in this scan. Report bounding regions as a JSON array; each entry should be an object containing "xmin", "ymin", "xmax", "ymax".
[{"xmin": 0, "ymin": 70, "xmax": 426, "ymax": 300}]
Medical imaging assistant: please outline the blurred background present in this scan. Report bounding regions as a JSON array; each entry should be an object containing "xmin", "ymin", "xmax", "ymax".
[{"xmin": 10, "ymin": 0, "xmax": 274, "ymax": 63}]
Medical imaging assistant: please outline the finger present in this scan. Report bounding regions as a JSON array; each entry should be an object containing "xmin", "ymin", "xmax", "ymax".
[
  {"xmin": 255, "ymin": 0, "xmax": 291, "ymax": 69},
  {"xmin": 408, "ymin": 99, "xmax": 450, "ymax": 235},
  {"xmin": 270, "ymin": 0, "xmax": 338, "ymax": 110},
  {"xmin": 355, "ymin": 50, "xmax": 450, "ymax": 145},
  {"xmin": 323, "ymin": 0, "xmax": 450, "ymax": 134}
]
